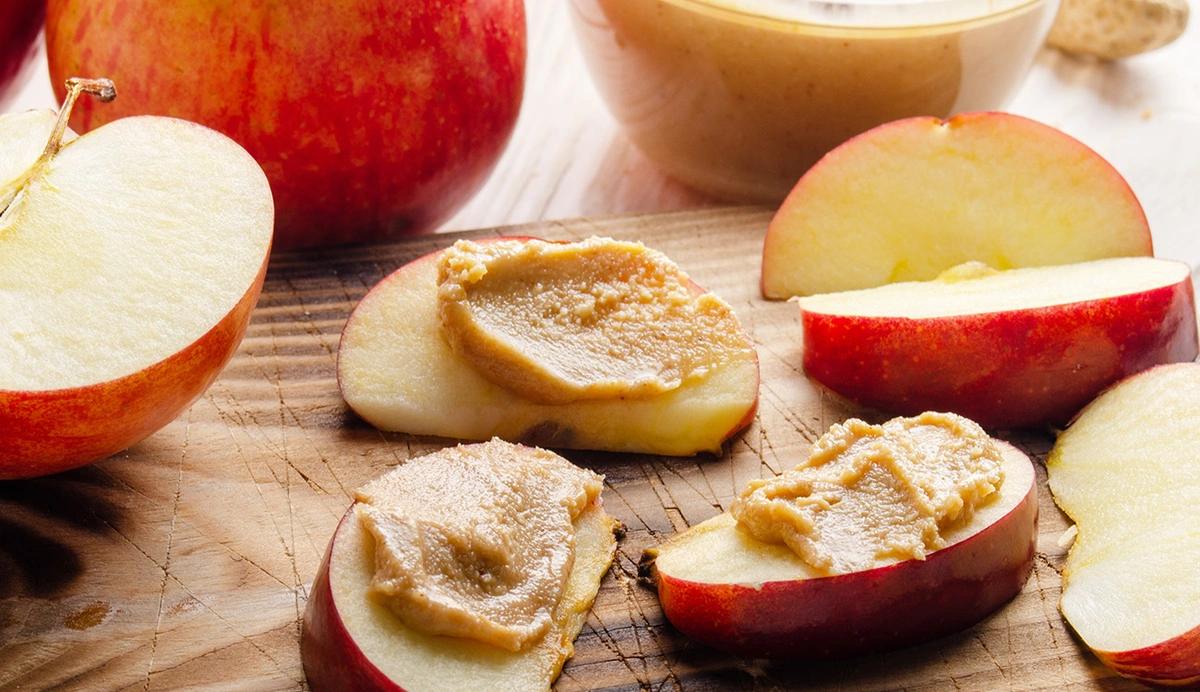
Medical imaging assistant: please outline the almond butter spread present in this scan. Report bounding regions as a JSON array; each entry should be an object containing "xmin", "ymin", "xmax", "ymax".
[
  {"xmin": 353, "ymin": 438, "xmax": 604, "ymax": 652},
  {"xmin": 436, "ymin": 236, "xmax": 754, "ymax": 404},
  {"xmin": 730, "ymin": 412, "xmax": 1004, "ymax": 575}
]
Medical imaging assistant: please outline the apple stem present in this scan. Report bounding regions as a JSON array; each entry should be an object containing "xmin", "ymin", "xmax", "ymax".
[
  {"xmin": 41, "ymin": 78, "xmax": 117, "ymax": 161},
  {"xmin": 0, "ymin": 77, "xmax": 116, "ymax": 223}
]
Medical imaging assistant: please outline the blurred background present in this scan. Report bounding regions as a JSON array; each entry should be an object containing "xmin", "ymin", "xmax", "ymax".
[{"xmin": 8, "ymin": 1, "xmax": 1198, "ymax": 264}]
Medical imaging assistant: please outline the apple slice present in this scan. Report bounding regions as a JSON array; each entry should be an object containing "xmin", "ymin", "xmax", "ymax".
[
  {"xmin": 647, "ymin": 441, "xmax": 1037, "ymax": 659},
  {"xmin": 0, "ymin": 79, "xmax": 274, "ymax": 479},
  {"xmin": 1047, "ymin": 362, "xmax": 1200, "ymax": 688},
  {"xmin": 798, "ymin": 257, "xmax": 1198, "ymax": 429},
  {"xmin": 761, "ymin": 112, "xmax": 1153, "ymax": 299},
  {"xmin": 336, "ymin": 239, "xmax": 760, "ymax": 456},
  {"xmin": 302, "ymin": 490, "xmax": 618, "ymax": 691}
]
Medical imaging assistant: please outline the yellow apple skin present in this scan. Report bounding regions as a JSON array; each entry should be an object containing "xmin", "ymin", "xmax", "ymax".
[
  {"xmin": 651, "ymin": 444, "xmax": 1037, "ymax": 659},
  {"xmin": 761, "ymin": 111, "xmax": 1153, "ymax": 299},
  {"xmin": 0, "ymin": 257, "xmax": 267, "ymax": 480}
]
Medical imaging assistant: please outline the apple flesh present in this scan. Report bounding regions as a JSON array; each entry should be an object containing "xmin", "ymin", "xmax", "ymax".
[
  {"xmin": 0, "ymin": 85, "xmax": 273, "ymax": 479},
  {"xmin": 46, "ymin": 0, "xmax": 524, "ymax": 250},
  {"xmin": 647, "ymin": 442, "xmax": 1037, "ymax": 659},
  {"xmin": 0, "ymin": 0, "xmax": 44, "ymax": 110},
  {"xmin": 761, "ymin": 112, "xmax": 1153, "ymax": 299},
  {"xmin": 302, "ymin": 498, "xmax": 617, "ymax": 691},
  {"xmin": 1047, "ymin": 362, "xmax": 1200, "ymax": 688},
  {"xmin": 798, "ymin": 257, "xmax": 1198, "ymax": 430},
  {"xmin": 336, "ymin": 240, "xmax": 760, "ymax": 457}
]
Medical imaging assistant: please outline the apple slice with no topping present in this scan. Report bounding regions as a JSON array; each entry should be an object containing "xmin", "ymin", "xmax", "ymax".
[
  {"xmin": 0, "ymin": 78, "xmax": 273, "ymax": 479},
  {"xmin": 336, "ymin": 239, "xmax": 760, "ymax": 456},
  {"xmin": 647, "ymin": 441, "xmax": 1037, "ymax": 659},
  {"xmin": 761, "ymin": 112, "xmax": 1153, "ymax": 299},
  {"xmin": 1048, "ymin": 362, "xmax": 1200, "ymax": 688},
  {"xmin": 798, "ymin": 257, "xmax": 1198, "ymax": 429}
]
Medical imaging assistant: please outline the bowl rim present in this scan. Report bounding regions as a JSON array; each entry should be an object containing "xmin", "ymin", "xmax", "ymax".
[{"xmin": 656, "ymin": 0, "xmax": 1055, "ymax": 32}]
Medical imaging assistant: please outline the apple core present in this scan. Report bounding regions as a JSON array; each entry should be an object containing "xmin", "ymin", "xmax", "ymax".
[{"xmin": 731, "ymin": 412, "xmax": 1005, "ymax": 574}]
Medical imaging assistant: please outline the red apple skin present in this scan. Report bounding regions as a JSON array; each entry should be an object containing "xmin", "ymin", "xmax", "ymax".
[
  {"xmin": 302, "ymin": 508, "xmax": 402, "ymax": 692},
  {"xmin": 45, "ymin": 0, "xmax": 525, "ymax": 250},
  {"xmin": 0, "ymin": 0, "xmax": 44, "ymax": 110},
  {"xmin": 0, "ymin": 256, "xmax": 268, "ymax": 480},
  {"xmin": 1093, "ymin": 629, "xmax": 1200, "ymax": 689},
  {"xmin": 801, "ymin": 279, "xmax": 1199, "ymax": 430},
  {"xmin": 654, "ymin": 476, "xmax": 1038, "ymax": 660}
]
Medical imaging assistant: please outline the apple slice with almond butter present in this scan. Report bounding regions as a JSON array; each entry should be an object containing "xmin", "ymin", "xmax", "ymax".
[
  {"xmin": 797, "ymin": 257, "xmax": 1198, "ymax": 429},
  {"xmin": 646, "ymin": 415, "xmax": 1038, "ymax": 659},
  {"xmin": 1047, "ymin": 362, "xmax": 1200, "ymax": 688},
  {"xmin": 337, "ymin": 237, "xmax": 760, "ymax": 456},
  {"xmin": 302, "ymin": 439, "xmax": 618, "ymax": 692},
  {"xmin": 761, "ymin": 112, "xmax": 1153, "ymax": 300}
]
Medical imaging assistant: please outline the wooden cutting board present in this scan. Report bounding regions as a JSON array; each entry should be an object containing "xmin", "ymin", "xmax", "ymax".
[{"xmin": 0, "ymin": 207, "xmax": 1141, "ymax": 691}]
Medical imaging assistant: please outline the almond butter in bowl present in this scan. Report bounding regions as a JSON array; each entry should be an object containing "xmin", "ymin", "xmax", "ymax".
[{"xmin": 568, "ymin": 0, "xmax": 1060, "ymax": 202}]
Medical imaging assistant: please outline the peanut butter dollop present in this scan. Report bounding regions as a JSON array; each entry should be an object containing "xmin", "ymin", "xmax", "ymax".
[
  {"xmin": 436, "ymin": 236, "xmax": 754, "ymax": 404},
  {"xmin": 731, "ymin": 412, "xmax": 1004, "ymax": 575},
  {"xmin": 354, "ymin": 438, "xmax": 603, "ymax": 652}
]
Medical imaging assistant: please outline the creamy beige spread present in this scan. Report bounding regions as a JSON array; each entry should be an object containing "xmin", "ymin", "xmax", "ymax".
[
  {"xmin": 436, "ymin": 236, "xmax": 754, "ymax": 404},
  {"xmin": 353, "ymin": 438, "xmax": 604, "ymax": 652},
  {"xmin": 730, "ymin": 412, "xmax": 1004, "ymax": 575},
  {"xmin": 570, "ymin": 0, "xmax": 1058, "ymax": 202}
]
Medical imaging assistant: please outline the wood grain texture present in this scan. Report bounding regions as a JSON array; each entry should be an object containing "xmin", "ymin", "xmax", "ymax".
[{"xmin": 0, "ymin": 208, "xmax": 1142, "ymax": 691}]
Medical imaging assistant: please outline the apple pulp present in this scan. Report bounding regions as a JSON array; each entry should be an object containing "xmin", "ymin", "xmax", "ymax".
[
  {"xmin": 760, "ymin": 111, "xmax": 1152, "ymax": 299},
  {"xmin": 302, "ymin": 500, "xmax": 617, "ymax": 691},
  {"xmin": 798, "ymin": 257, "xmax": 1198, "ymax": 429},
  {"xmin": 46, "ymin": 0, "xmax": 525, "ymax": 249},
  {"xmin": 1048, "ymin": 363, "xmax": 1200, "ymax": 688},
  {"xmin": 649, "ymin": 443, "xmax": 1037, "ymax": 659},
  {"xmin": 336, "ymin": 240, "xmax": 760, "ymax": 457},
  {"xmin": 0, "ymin": 108, "xmax": 273, "ymax": 479}
]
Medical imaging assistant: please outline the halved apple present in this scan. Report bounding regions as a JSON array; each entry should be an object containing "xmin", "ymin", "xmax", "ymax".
[
  {"xmin": 647, "ymin": 442, "xmax": 1037, "ymax": 659},
  {"xmin": 0, "ymin": 79, "xmax": 273, "ymax": 479},
  {"xmin": 798, "ymin": 257, "xmax": 1198, "ymax": 429},
  {"xmin": 302, "ymin": 495, "xmax": 618, "ymax": 691},
  {"xmin": 760, "ymin": 111, "xmax": 1153, "ymax": 299},
  {"xmin": 1047, "ymin": 362, "xmax": 1200, "ymax": 688},
  {"xmin": 336, "ymin": 239, "xmax": 760, "ymax": 456}
]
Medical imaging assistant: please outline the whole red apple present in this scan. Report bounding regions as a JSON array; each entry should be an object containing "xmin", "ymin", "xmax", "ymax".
[
  {"xmin": 0, "ymin": 0, "xmax": 45, "ymax": 110},
  {"xmin": 45, "ymin": 0, "xmax": 525, "ymax": 250}
]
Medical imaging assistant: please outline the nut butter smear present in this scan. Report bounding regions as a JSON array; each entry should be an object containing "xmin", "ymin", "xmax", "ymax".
[
  {"xmin": 354, "ymin": 439, "xmax": 604, "ymax": 652},
  {"xmin": 731, "ymin": 412, "xmax": 1004, "ymax": 575},
  {"xmin": 436, "ymin": 236, "xmax": 754, "ymax": 404}
]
